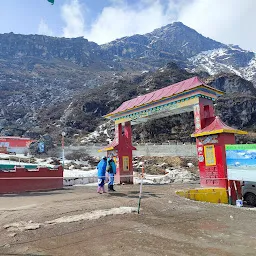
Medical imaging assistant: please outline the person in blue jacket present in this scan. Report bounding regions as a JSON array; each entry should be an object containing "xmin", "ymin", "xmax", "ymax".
[
  {"xmin": 107, "ymin": 154, "xmax": 117, "ymax": 192},
  {"xmin": 97, "ymin": 156, "xmax": 107, "ymax": 194}
]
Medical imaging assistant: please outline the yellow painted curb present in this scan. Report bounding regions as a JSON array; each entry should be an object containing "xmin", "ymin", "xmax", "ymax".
[{"xmin": 176, "ymin": 188, "xmax": 228, "ymax": 204}]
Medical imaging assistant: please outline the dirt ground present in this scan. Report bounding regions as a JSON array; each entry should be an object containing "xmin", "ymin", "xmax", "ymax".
[{"xmin": 0, "ymin": 184, "xmax": 256, "ymax": 256}]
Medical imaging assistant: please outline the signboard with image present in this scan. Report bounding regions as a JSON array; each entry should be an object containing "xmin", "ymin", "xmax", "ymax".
[{"xmin": 226, "ymin": 144, "xmax": 256, "ymax": 182}]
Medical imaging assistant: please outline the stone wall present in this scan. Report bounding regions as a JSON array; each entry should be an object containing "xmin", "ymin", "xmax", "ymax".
[{"xmin": 64, "ymin": 143, "xmax": 196, "ymax": 158}]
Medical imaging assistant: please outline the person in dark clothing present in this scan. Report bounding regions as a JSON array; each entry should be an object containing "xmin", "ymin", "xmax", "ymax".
[{"xmin": 106, "ymin": 154, "xmax": 117, "ymax": 192}]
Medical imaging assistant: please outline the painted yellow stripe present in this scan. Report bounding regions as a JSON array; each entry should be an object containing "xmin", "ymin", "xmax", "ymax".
[
  {"xmin": 98, "ymin": 146, "xmax": 114, "ymax": 152},
  {"xmin": 192, "ymin": 129, "xmax": 248, "ymax": 137},
  {"xmin": 176, "ymin": 187, "xmax": 228, "ymax": 204},
  {"xmin": 197, "ymin": 85, "xmax": 224, "ymax": 95}
]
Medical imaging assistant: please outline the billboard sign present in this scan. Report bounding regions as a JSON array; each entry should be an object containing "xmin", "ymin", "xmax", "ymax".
[
  {"xmin": 226, "ymin": 144, "xmax": 256, "ymax": 182},
  {"xmin": 38, "ymin": 142, "xmax": 45, "ymax": 153}
]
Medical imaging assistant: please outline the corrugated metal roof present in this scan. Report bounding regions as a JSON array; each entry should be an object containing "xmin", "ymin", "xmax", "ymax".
[{"xmin": 108, "ymin": 76, "xmax": 210, "ymax": 115}]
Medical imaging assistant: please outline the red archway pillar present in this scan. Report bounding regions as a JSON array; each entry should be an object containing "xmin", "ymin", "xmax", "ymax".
[
  {"xmin": 193, "ymin": 98, "xmax": 215, "ymax": 133},
  {"xmin": 193, "ymin": 98, "xmax": 242, "ymax": 195},
  {"xmin": 195, "ymin": 133, "xmax": 235, "ymax": 189},
  {"xmin": 107, "ymin": 122, "xmax": 135, "ymax": 184},
  {"xmin": 193, "ymin": 98, "xmax": 228, "ymax": 188}
]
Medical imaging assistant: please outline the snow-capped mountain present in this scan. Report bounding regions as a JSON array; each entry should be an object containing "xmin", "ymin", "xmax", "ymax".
[
  {"xmin": 103, "ymin": 22, "xmax": 256, "ymax": 86},
  {"xmin": 188, "ymin": 46, "xmax": 256, "ymax": 83}
]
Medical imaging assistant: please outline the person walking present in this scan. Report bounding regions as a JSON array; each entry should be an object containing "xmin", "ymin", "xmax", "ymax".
[
  {"xmin": 107, "ymin": 154, "xmax": 116, "ymax": 192},
  {"xmin": 97, "ymin": 156, "xmax": 107, "ymax": 194}
]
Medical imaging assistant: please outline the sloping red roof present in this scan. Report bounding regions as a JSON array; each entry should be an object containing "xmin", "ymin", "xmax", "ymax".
[
  {"xmin": 192, "ymin": 116, "xmax": 247, "ymax": 137},
  {"xmin": 98, "ymin": 139, "xmax": 136, "ymax": 152},
  {"xmin": 99, "ymin": 139, "xmax": 119, "ymax": 152},
  {"xmin": 107, "ymin": 76, "xmax": 216, "ymax": 116}
]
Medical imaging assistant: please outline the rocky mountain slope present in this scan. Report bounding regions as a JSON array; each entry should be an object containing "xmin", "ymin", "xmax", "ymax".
[
  {"xmin": 77, "ymin": 63, "xmax": 256, "ymax": 145},
  {"xmin": 0, "ymin": 33, "xmax": 146, "ymax": 138},
  {"xmin": 0, "ymin": 22, "xmax": 256, "ymax": 144}
]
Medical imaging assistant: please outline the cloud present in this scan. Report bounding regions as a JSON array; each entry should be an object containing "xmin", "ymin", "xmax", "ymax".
[
  {"xmin": 38, "ymin": 19, "xmax": 53, "ymax": 36},
  {"xmin": 86, "ymin": 1, "xmax": 172, "ymax": 44},
  {"xmin": 60, "ymin": 0, "xmax": 256, "ymax": 51},
  {"xmin": 60, "ymin": 0, "xmax": 179, "ymax": 43},
  {"xmin": 178, "ymin": 0, "xmax": 256, "ymax": 51},
  {"xmin": 61, "ymin": 0, "xmax": 85, "ymax": 38}
]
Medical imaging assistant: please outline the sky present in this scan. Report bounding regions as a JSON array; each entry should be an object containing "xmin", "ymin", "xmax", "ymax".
[{"xmin": 0, "ymin": 0, "xmax": 255, "ymax": 52}]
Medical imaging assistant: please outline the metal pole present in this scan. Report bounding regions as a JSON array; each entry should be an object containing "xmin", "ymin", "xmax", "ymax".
[
  {"xmin": 137, "ymin": 163, "xmax": 145, "ymax": 214},
  {"xmin": 228, "ymin": 180, "xmax": 232, "ymax": 205},
  {"xmin": 61, "ymin": 132, "xmax": 66, "ymax": 167},
  {"xmin": 233, "ymin": 180, "xmax": 239, "ymax": 199}
]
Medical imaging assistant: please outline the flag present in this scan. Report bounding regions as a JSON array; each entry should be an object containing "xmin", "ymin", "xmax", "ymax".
[{"xmin": 48, "ymin": 0, "xmax": 54, "ymax": 4}]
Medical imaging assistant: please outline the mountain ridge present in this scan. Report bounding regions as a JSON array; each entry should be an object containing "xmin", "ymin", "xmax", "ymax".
[{"xmin": 0, "ymin": 22, "xmax": 256, "ymax": 144}]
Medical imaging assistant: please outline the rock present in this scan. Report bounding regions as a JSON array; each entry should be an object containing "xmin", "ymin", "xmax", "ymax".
[
  {"xmin": 8, "ymin": 233, "xmax": 17, "ymax": 237},
  {"xmin": 187, "ymin": 163, "xmax": 194, "ymax": 168}
]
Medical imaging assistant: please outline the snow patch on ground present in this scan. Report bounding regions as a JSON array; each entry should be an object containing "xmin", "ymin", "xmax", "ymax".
[
  {"xmin": 0, "ymin": 154, "xmax": 56, "ymax": 168},
  {"xmin": 80, "ymin": 121, "xmax": 113, "ymax": 144},
  {"xmin": 63, "ymin": 167, "xmax": 198, "ymax": 186},
  {"xmin": 82, "ymin": 130, "xmax": 101, "ymax": 142},
  {"xmin": 46, "ymin": 207, "xmax": 137, "ymax": 224},
  {"xmin": 1, "ymin": 154, "xmax": 198, "ymax": 186},
  {"xmin": 0, "ymin": 159, "xmax": 37, "ymax": 166},
  {"xmin": 4, "ymin": 221, "xmax": 41, "ymax": 232},
  {"xmin": 64, "ymin": 169, "xmax": 96, "ymax": 178},
  {"xmin": 63, "ymin": 169, "xmax": 97, "ymax": 186},
  {"xmin": 134, "ymin": 169, "xmax": 198, "ymax": 184},
  {"xmin": 4, "ymin": 207, "xmax": 137, "ymax": 232},
  {"xmin": 0, "ymin": 153, "xmax": 30, "ymax": 159}
]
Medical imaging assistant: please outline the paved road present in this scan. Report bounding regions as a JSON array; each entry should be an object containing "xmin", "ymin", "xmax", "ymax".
[{"xmin": 0, "ymin": 184, "xmax": 256, "ymax": 256}]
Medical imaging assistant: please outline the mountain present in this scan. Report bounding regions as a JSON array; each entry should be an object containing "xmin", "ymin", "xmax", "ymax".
[
  {"xmin": 102, "ymin": 22, "xmax": 224, "ymax": 65},
  {"xmin": 102, "ymin": 22, "xmax": 256, "ymax": 85},
  {"xmin": 0, "ymin": 22, "xmax": 256, "ymax": 144},
  {"xmin": 0, "ymin": 33, "xmax": 147, "ymax": 138}
]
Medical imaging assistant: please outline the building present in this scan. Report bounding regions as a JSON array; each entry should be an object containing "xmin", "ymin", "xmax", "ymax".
[{"xmin": 0, "ymin": 136, "xmax": 34, "ymax": 154}]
